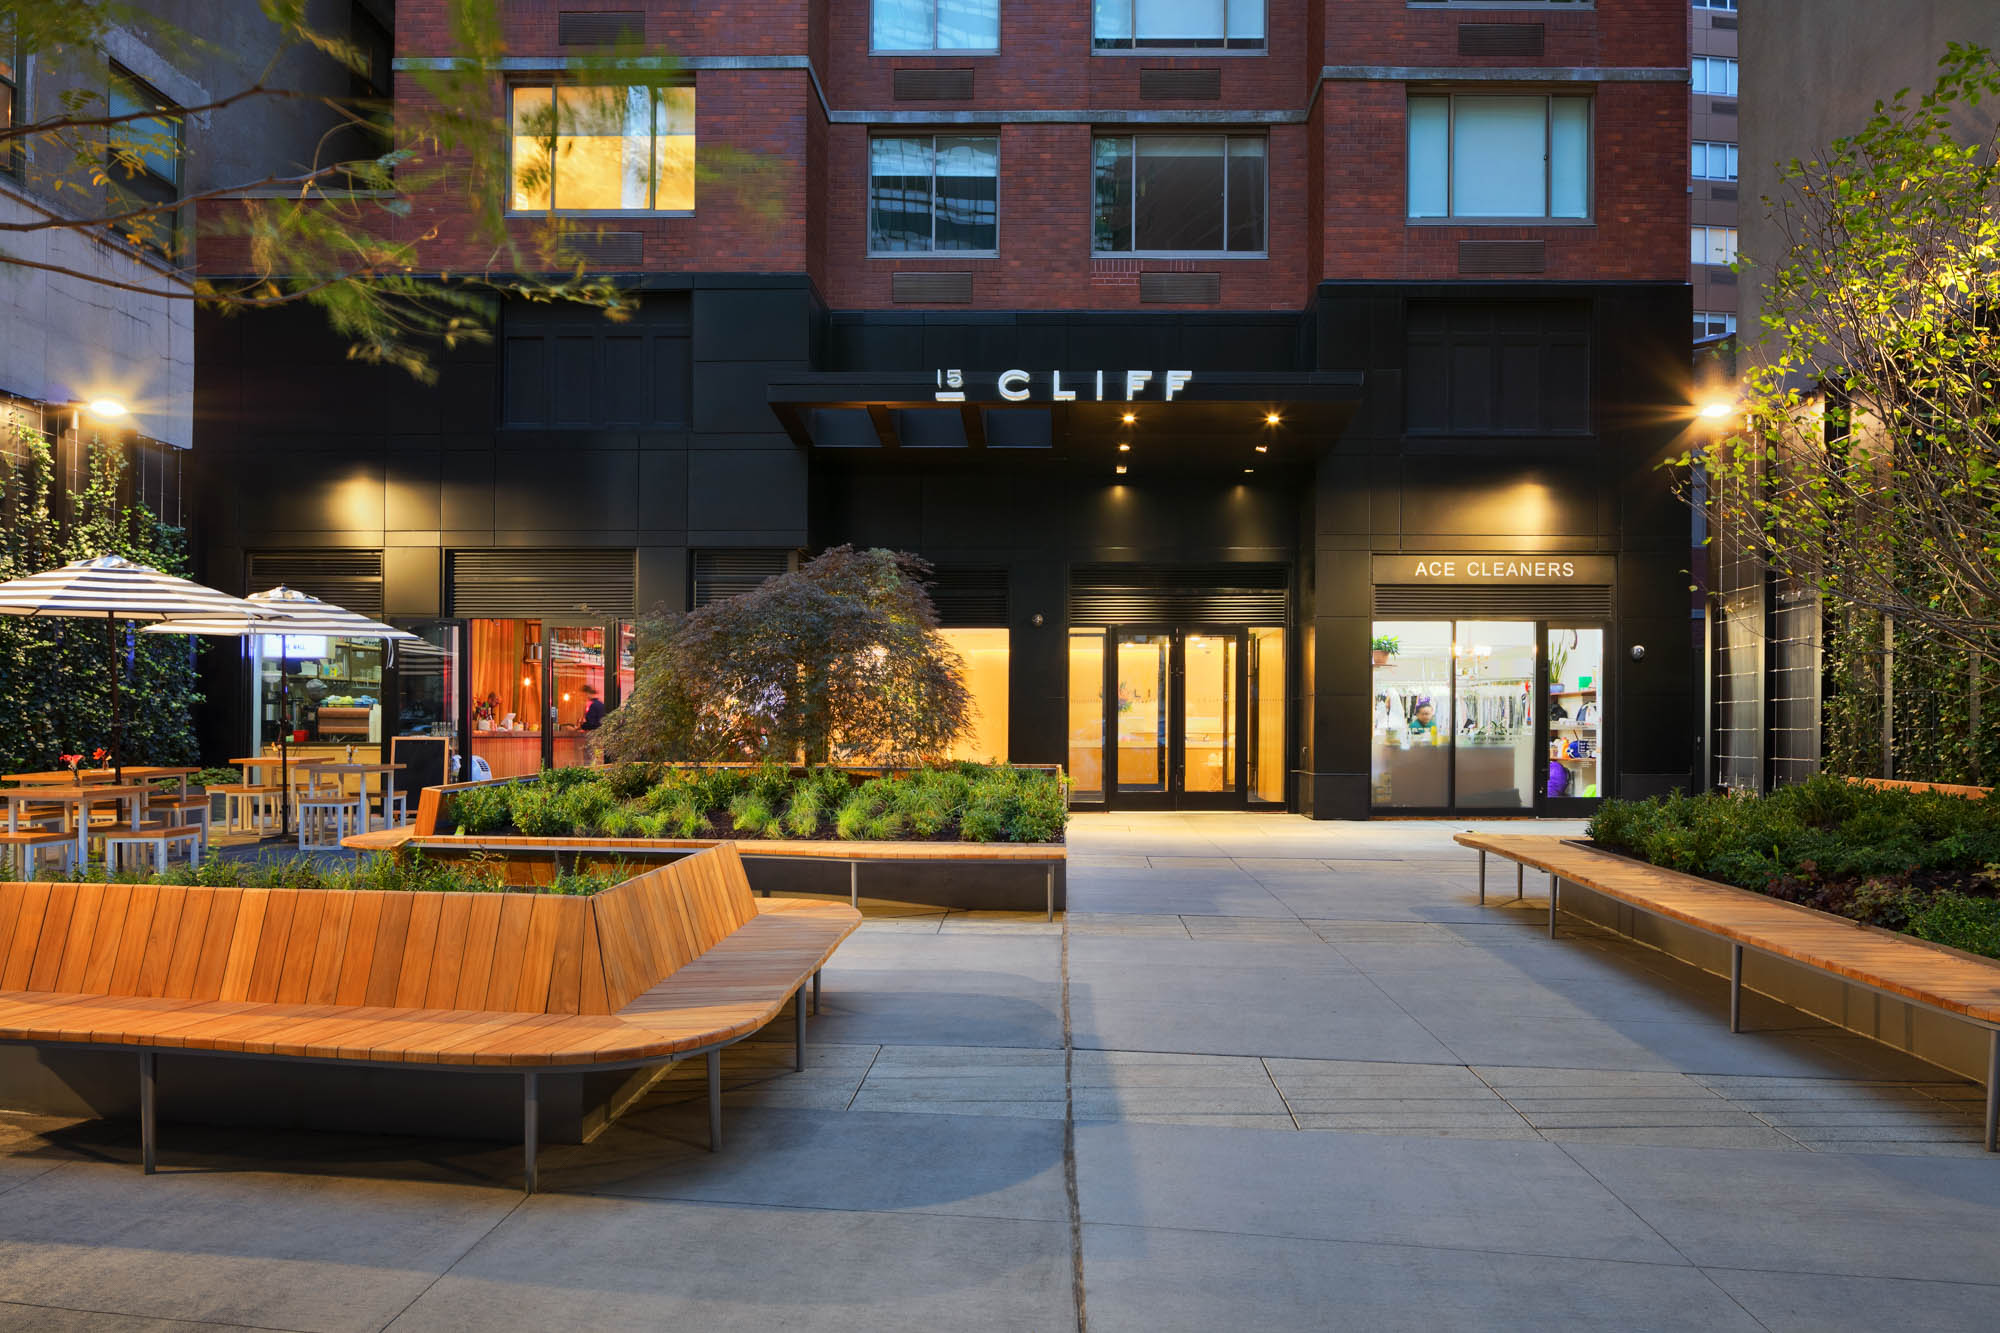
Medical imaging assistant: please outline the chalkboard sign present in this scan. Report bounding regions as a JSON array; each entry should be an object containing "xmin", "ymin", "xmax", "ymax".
[{"xmin": 390, "ymin": 735, "xmax": 450, "ymax": 798}]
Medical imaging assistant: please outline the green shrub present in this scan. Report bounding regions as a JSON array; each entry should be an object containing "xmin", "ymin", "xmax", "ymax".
[
  {"xmin": 604, "ymin": 762, "xmax": 665, "ymax": 800},
  {"xmin": 449, "ymin": 783, "xmax": 513, "ymax": 834},
  {"xmin": 729, "ymin": 790, "xmax": 785, "ymax": 838},
  {"xmin": 1907, "ymin": 894, "xmax": 2000, "ymax": 958}
]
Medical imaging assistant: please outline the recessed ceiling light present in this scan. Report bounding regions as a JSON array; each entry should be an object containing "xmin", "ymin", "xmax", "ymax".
[
  {"xmin": 1243, "ymin": 467, "xmax": 1254, "ymax": 474},
  {"xmin": 1115, "ymin": 464, "xmax": 1128, "ymax": 475},
  {"xmin": 1264, "ymin": 412, "xmax": 1281, "ymax": 426},
  {"xmin": 1121, "ymin": 412, "xmax": 1136, "ymax": 425},
  {"xmin": 1254, "ymin": 444, "xmax": 1267, "ymax": 453},
  {"xmin": 1117, "ymin": 442, "xmax": 1130, "ymax": 452}
]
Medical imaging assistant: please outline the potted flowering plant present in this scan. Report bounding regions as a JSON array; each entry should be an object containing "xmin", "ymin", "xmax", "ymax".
[
  {"xmin": 90, "ymin": 747, "xmax": 109, "ymax": 770},
  {"xmin": 60, "ymin": 753, "xmax": 83, "ymax": 785}
]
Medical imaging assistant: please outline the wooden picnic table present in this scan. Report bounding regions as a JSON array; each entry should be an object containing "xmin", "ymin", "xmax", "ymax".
[
  {"xmin": 1, "ymin": 782, "xmax": 154, "ymax": 868},
  {"xmin": 311, "ymin": 762, "xmax": 406, "ymax": 833}
]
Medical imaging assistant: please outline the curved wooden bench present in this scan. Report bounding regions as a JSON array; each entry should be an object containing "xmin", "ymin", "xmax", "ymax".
[
  {"xmin": 0, "ymin": 843, "xmax": 859, "ymax": 1190},
  {"xmin": 1455, "ymin": 832, "xmax": 2000, "ymax": 1152}
]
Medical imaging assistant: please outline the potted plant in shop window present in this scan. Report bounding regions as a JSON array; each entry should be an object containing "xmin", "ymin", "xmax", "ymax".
[{"xmin": 1370, "ymin": 634, "xmax": 1400, "ymax": 668}]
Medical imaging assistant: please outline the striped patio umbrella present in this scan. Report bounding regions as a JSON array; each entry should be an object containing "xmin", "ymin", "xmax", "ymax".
[
  {"xmin": 0, "ymin": 555, "xmax": 262, "ymax": 781},
  {"xmin": 147, "ymin": 587, "xmax": 416, "ymax": 833}
]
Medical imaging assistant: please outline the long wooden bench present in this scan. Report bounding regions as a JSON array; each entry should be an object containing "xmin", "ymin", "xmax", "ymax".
[
  {"xmin": 0, "ymin": 843, "xmax": 859, "ymax": 1191},
  {"xmin": 1455, "ymin": 832, "xmax": 2000, "ymax": 1152}
]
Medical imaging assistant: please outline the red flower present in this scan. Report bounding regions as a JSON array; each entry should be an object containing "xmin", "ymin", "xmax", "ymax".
[{"xmin": 90, "ymin": 748, "xmax": 109, "ymax": 765}]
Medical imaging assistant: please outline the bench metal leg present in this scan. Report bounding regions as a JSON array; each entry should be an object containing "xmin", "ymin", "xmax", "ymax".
[
  {"xmin": 850, "ymin": 860, "xmax": 859, "ymax": 909},
  {"xmin": 1729, "ymin": 944, "xmax": 1744, "ymax": 1033},
  {"xmin": 1478, "ymin": 850, "xmax": 1486, "ymax": 905},
  {"xmin": 1548, "ymin": 875, "xmax": 1559, "ymax": 938},
  {"xmin": 523, "ymin": 1072, "xmax": 539, "ymax": 1196},
  {"xmin": 795, "ymin": 985, "xmax": 807, "ymax": 1072},
  {"xmin": 1987, "ymin": 1030, "xmax": 1998, "ymax": 1153},
  {"xmin": 1046, "ymin": 865, "xmax": 1054, "ymax": 922},
  {"xmin": 1517, "ymin": 863, "xmax": 1524, "ymax": 901},
  {"xmin": 138, "ymin": 1052, "xmax": 157, "ymax": 1174},
  {"xmin": 812, "ymin": 968, "xmax": 821, "ymax": 1016},
  {"xmin": 707, "ymin": 1050, "xmax": 723, "ymax": 1152}
]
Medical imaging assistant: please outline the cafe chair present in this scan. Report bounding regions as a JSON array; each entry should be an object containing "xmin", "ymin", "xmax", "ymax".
[
  {"xmin": 0, "ymin": 829, "xmax": 77, "ymax": 881},
  {"xmin": 103, "ymin": 823, "xmax": 203, "ymax": 874},
  {"xmin": 296, "ymin": 791, "xmax": 363, "ymax": 851}
]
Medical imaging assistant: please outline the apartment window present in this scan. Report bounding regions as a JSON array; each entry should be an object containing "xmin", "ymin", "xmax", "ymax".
[
  {"xmin": 872, "ymin": 0, "xmax": 999, "ymax": 51},
  {"xmin": 1693, "ymin": 0, "xmax": 1736, "ymax": 10},
  {"xmin": 1092, "ymin": 0, "xmax": 1265, "ymax": 51},
  {"xmin": 1692, "ymin": 57, "xmax": 1739, "ymax": 96},
  {"xmin": 509, "ymin": 84, "xmax": 696, "ymax": 213},
  {"xmin": 0, "ymin": 44, "xmax": 16, "ymax": 177},
  {"xmin": 1408, "ymin": 94, "xmax": 1590, "ymax": 220},
  {"xmin": 1691, "ymin": 140, "xmax": 1738, "ymax": 181},
  {"xmin": 105, "ymin": 66, "xmax": 183, "ymax": 256},
  {"xmin": 1694, "ymin": 311, "xmax": 1737, "ymax": 339},
  {"xmin": 1691, "ymin": 225, "xmax": 1738, "ymax": 266},
  {"xmin": 1092, "ymin": 134, "xmax": 1266, "ymax": 254},
  {"xmin": 869, "ymin": 135, "xmax": 999, "ymax": 253}
]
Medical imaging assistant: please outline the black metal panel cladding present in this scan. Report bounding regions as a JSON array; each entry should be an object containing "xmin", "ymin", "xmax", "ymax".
[
  {"xmin": 1069, "ymin": 565, "xmax": 1288, "ymax": 625},
  {"xmin": 1457, "ymin": 23, "xmax": 1545, "ymax": 58},
  {"xmin": 1139, "ymin": 68, "xmax": 1222, "ymax": 100},
  {"xmin": 893, "ymin": 68, "xmax": 975, "ymax": 100},
  {"xmin": 1372, "ymin": 585, "xmax": 1614, "ymax": 619},
  {"xmin": 447, "ymin": 550, "xmax": 636, "ymax": 618},
  {"xmin": 927, "ymin": 567, "xmax": 1009, "ymax": 627},
  {"xmin": 246, "ymin": 550, "xmax": 384, "ymax": 618},
  {"xmin": 557, "ymin": 11, "xmax": 643, "ymax": 45},
  {"xmin": 691, "ymin": 549, "xmax": 794, "ymax": 607}
]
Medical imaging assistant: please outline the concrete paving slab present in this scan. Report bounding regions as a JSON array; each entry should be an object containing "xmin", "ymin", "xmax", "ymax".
[
  {"xmin": 1074, "ymin": 1121, "xmax": 1684, "ymax": 1263},
  {"xmin": 388, "ymin": 1196, "xmax": 1075, "ymax": 1333},
  {"xmin": 0, "ymin": 1306, "xmax": 269, "ymax": 1332},
  {"xmin": 1701, "ymin": 1268, "xmax": 2000, "ymax": 1333},
  {"xmin": 0, "ymin": 1162, "xmax": 512, "ymax": 1333},
  {"xmin": 1564, "ymin": 1143, "xmax": 2000, "ymax": 1282},
  {"xmin": 814, "ymin": 935, "xmax": 1062, "ymax": 1048},
  {"xmin": 647, "ymin": 1041, "xmax": 879, "ymax": 1111},
  {"xmin": 848, "ymin": 1046, "xmax": 1067, "ymax": 1118},
  {"xmin": 1080, "ymin": 1223, "xmax": 1758, "ymax": 1333}
]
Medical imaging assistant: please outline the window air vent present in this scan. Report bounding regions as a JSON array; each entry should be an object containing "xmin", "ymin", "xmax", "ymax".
[
  {"xmin": 557, "ymin": 11, "xmax": 643, "ymax": 46},
  {"xmin": 1709, "ymin": 268, "xmax": 1737, "ymax": 287},
  {"xmin": 1373, "ymin": 585, "xmax": 1612, "ymax": 619},
  {"xmin": 692, "ymin": 550, "xmax": 794, "ymax": 607},
  {"xmin": 1138, "ymin": 272, "xmax": 1221, "ymax": 303},
  {"xmin": 446, "ymin": 550, "xmax": 636, "ymax": 618},
  {"xmin": 1708, "ymin": 184, "xmax": 1738, "ymax": 202},
  {"xmin": 1712, "ymin": 14, "xmax": 1738, "ymax": 29},
  {"xmin": 1457, "ymin": 240, "xmax": 1546, "ymax": 275},
  {"xmin": 1139, "ymin": 68, "xmax": 1222, "ymax": 100},
  {"xmin": 1069, "ymin": 565, "xmax": 1288, "ymax": 626},
  {"xmin": 1457, "ymin": 23, "xmax": 1545, "ymax": 58},
  {"xmin": 562, "ymin": 231, "xmax": 644, "ymax": 269},
  {"xmin": 247, "ymin": 550, "xmax": 385, "ymax": 618},
  {"xmin": 893, "ymin": 271, "xmax": 974, "ymax": 303},
  {"xmin": 1709, "ymin": 100, "xmax": 1737, "ymax": 116},
  {"xmin": 927, "ymin": 567, "xmax": 1010, "ymax": 627},
  {"xmin": 893, "ymin": 68, "xmax": 975, "ymax": 100}
]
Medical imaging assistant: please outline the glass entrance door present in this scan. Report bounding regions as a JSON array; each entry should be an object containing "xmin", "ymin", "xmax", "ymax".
[
  {"xmin": 1098, "ymin": 627, "xmax": 1273, "ymax": 808},
  {"xmin": 1114, "ymin": 632, "xmax": 1172, "ymax": 796},
  {"xmin": 546, "ymin": 622, "xmax": 608, "ymax": 769},
  {"xmin": 1182, "ymin": 633, "xmax": 1237, "ymax": 795}
]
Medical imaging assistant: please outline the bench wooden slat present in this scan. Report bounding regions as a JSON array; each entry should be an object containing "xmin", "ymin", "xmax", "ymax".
[
  {"xmin": 333, "ymin": 892, "xmax": 386, "ymax": 1007},
  {"xmin": 218, "ymin": 889, "xmax": 270, "ymax": 1002},
  {"xmin": 0, "ymin": 882, "xmax": 50, "ymax": 991},
  {"xmin": 452, "ymin": 895, "xmax": 504, "ymax": 1010},
  {"xmin": 425, "ymin": 894, "xmax": 473, "ymax": 1009},
  {"xmin": 1456, "ymin": 834, "xmax": 2000, "ymax": 1023},
  {"xmin": 190, "ymin": 889, "xmax": 242, "ymax": 1001},
  {"xmin": 272, "ymin": 892, "xmax": 323, "ymax": 1004},
  {"xmin": 26, "ymin": 882, "xmax": 79, "ymax": 992},
  {"xmin": 160, "ymin": 886, "xmax": 212, "ymax": 999},
  {"xmin": 303, "ymin": 893, "xmax": 351, "ymax": 1005},
  {"xmin": 394, "ymin": 893, "xmax": 444, "ymax": 1009},
  {"xmin": 482, "ymin": 894, "xmax": 535, "ymax": 1012},
  {"xmin": 365, "ymin": 894, "xmax": 416, "ymax": 1008}
]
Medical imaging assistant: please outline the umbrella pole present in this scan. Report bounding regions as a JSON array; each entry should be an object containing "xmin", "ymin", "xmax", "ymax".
[
  {"xmin": 280, "ymin": 650, "xmax": 292, "ymax": 837},
  {"xmin": 107, "ymin": 611, "xmax": 123, "ymax": 783}
]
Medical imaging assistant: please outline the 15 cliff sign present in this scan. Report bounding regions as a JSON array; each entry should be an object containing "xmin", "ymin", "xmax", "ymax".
[
  {"xmin": 1372, "ymin": 554, "xmax": 1616, "ymax": 585},
  {"xmin": 934, "ymin": 369, "xmax": 1194, "ymax": 403}
]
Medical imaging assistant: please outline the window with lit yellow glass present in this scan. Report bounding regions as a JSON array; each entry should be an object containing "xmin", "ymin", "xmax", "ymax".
[
  {"xmin": 510, "ymin": 84, "xmax": 695, "ymax": 214},
  {"xmin": 940, "ymin": 628, "xmax": 1010, "ymax": 762}
]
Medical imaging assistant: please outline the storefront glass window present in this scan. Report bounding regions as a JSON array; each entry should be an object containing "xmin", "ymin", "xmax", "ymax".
[
  {"xmin": 1068, "ymin": 628, "xmax": 1105, "ymax": 799},
  {"xmin": 392, "ymin": 623, "xmax": 459, "ymax": 746},
  {"xmin": 550, "ymin": 625, "xmax": 607, "ymax": 769},
  {"xmin": 469, "ymin": 618, "xmax": 545, "ymax": 779},
  {"xmin": 941, "ymin": 628, "xmax": 1010, "ymax": 762},
  {"xmin": 253, "ymin": 634, "xmax": 386, "ymax": 753},
  {"xmin": 1453, "ymin": 621, "xmax": 1537, "ymax": 810},
  {"xmin": 1115, "ymin": 632, "xmax": 1172, "ymax": 792},
  {"xmin": 1183, "ymin": 632, "xmax": 1236, "ymax": 792},
  {"xmin": 1547, "ymin": 627, "xmax": 1604, "ymax": 799},
  {"xmin": 1370, "ymin": 621, "xmax": 1451, "ymax": 809},
  {"xmin": 1249, "ymin": 626, "xmax": 1284, "ymax": 804}
]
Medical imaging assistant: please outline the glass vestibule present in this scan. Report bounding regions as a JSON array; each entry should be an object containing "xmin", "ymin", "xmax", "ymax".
[
  {"xmin": 465, "ymin": 617, "xmax": 633, "ymax": 777},
  {"xmin": 1370, "ymin": 618, "xmax": 1607, "ymax": 812}
]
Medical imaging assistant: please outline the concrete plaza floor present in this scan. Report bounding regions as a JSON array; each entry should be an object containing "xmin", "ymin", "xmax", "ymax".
[{"xmin": 2, "ymin": 812, "xmax": 1999, "ymax": 1330}]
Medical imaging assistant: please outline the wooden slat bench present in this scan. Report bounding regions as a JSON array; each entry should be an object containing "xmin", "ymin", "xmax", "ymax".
[
  {"xmin": 1456, "ymin": 832, "xmax": 2000, "ymax": 1152},
  {"xmin": 0, "ymin": 843, "xmax": 859, "ymax": 1191}
]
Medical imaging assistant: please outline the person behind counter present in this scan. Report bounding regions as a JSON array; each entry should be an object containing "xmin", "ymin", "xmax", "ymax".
[
  {"xmin": 579, "ymin": 683, "xmax": 606, "ymax": 731},
  {"xmin": 1408, "ymin": 700, "xmax": 1437, "ymax": 736}
]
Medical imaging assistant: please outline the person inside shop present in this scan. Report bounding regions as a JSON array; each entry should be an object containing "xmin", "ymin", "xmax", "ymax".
[
  {"xmin": 578, "ymin": 683, "xmax": 606, "ymax": 731},
  {"xmin": 1408, "ymin": 699, "xmax": 1438, "ymax": 737}
]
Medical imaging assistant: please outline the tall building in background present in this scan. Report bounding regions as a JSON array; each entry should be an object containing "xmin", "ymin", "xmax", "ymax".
[
  {"xmin": 192, "ymin": 0, "xmax": 1694, "ymax": 817},
  {"xmin": 1690, "ymin": 0, "xmax": 1738, "ymax": 342}
]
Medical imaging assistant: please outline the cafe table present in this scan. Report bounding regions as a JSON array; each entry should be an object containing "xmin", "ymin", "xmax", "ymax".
[
  {"xmin": 2, "ymin": 783, "xmax": 154, "ymax": 867},
  {"xmin": 309, "ymin": 762, "xmax": 407, "ymax": 833},
  {"xmin": 3, "ymin": 766, "xmax": 201, "ymax": 798}
]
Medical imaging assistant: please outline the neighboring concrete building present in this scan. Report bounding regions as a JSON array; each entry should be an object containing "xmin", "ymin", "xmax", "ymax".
[
  {"xmin": 1710, "ymin": 0, "xmax": 2000, "ymax": 790},
  {"xmin": 0, "ymin": 1, "xmax": 380, "ymax": 522},
  {"xmin": 1689, "ymin": 0, "xmax": 1737, "ymax": 341},
  {"xmin": 194, "ymin": 0, "xmax": 1694, "ymax": 817}
]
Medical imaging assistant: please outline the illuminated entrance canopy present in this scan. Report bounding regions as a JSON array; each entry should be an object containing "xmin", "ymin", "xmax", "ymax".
[{"xmin": 934, "ymin": 369, "xmax": 1194, "ymax": 403}]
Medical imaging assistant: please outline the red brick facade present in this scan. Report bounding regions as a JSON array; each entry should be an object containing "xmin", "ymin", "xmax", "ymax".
[{"xmin": 358, "ymin": 1, "xmax": 1687, "ymax": 308}]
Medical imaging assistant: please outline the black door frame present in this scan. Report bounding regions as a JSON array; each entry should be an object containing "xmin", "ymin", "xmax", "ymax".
[{"xmin": 1104, "ymin": 625, "xmax": 1252, "ymax": 810}]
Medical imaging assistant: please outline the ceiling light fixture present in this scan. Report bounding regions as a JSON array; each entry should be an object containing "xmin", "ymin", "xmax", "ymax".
[
  {"xmin": 1117, "ymin": 442, "xmax": 1130, "ymax": 452},
  {"xmin": 1115, "ymin": 464, "xmax": 1128, "ymax": 475},
  {"xmin": 1264, "ymin": 411, "xmax": 1281, "ymax": 426},
  {"xmin": 84, "ymin": 398, "xmax": 128, "ymax": 421},
  {"xmin": 1254, "ymin": 444, "xmax": 1268, "ymax": 453},
  {"xmin": 1121, "ymin": 412, "xmax": 1136, "ymax": 425}
]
